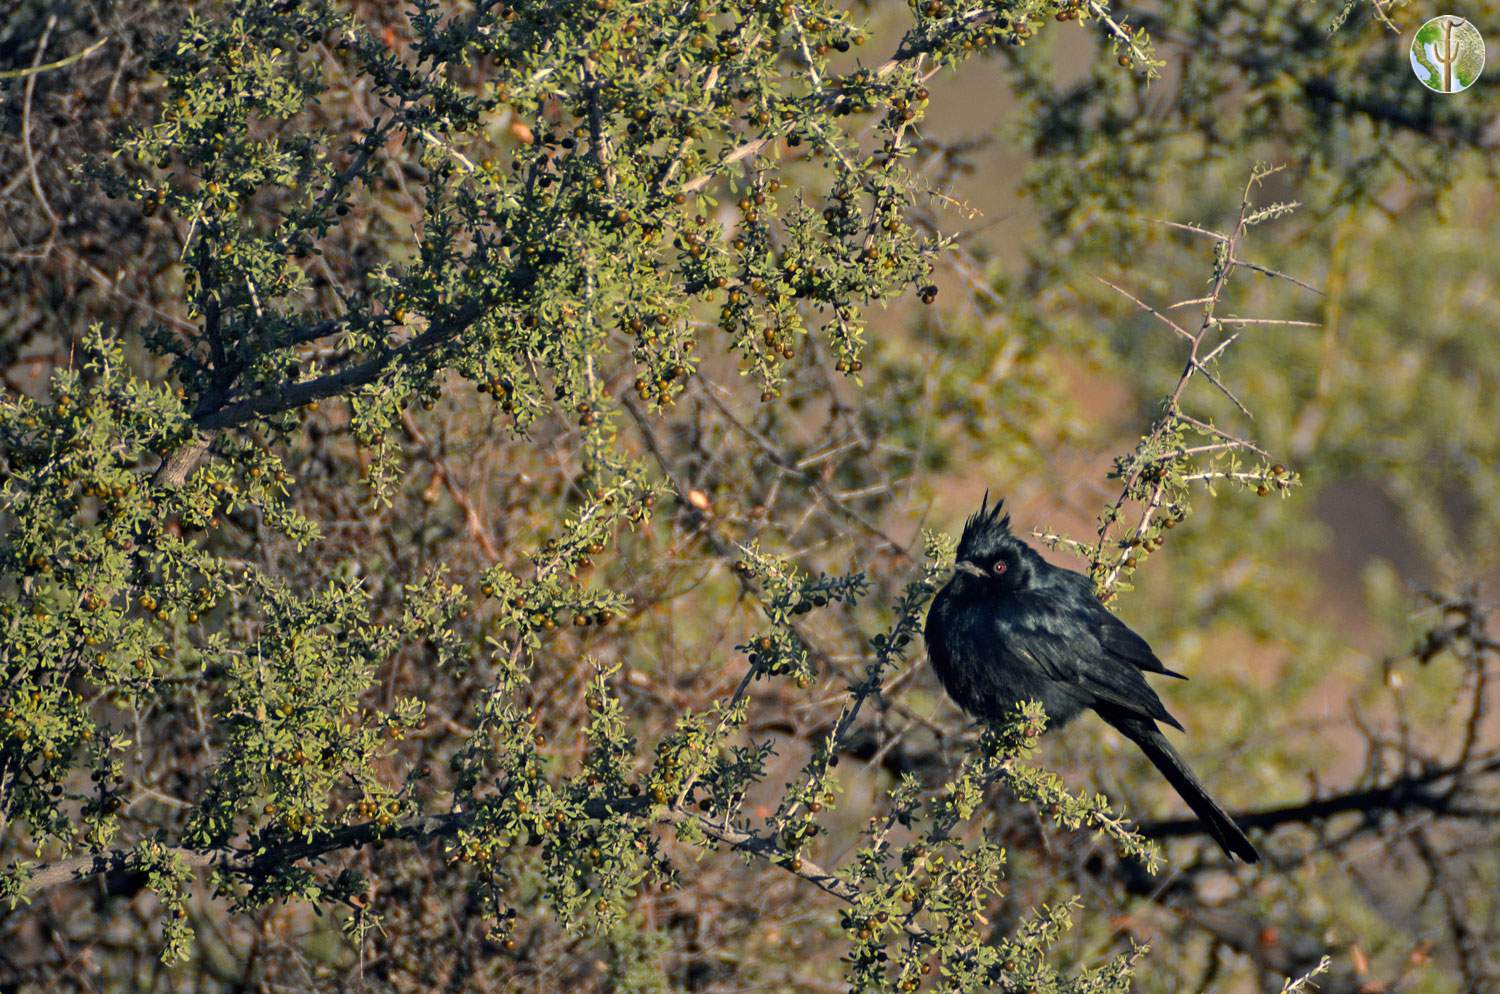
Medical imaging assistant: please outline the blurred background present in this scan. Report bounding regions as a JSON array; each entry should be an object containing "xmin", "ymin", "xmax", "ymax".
[{"xmin": 3, "ymin": 0, "xmax": 1498, "ymax": 992}]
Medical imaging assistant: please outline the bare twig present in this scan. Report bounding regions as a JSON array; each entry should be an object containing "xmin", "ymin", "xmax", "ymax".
[
  {"xmin": 0, "ymin": 31, "xmax": 108, "ymax": 80},
  {"xmin": 20, "ymin": 17, "xmax": 61, "ymax": 254}
]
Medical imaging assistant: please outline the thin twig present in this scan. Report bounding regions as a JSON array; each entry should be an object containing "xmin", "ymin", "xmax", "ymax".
[
  {"xmin": 0, "ymin": 31, "xmax": 108, "ymax": 80},
  {"xmin": 1095, "ymin": 276, "xmax": 1193, "ymax": 341},
  {"xmin": 21, "ymin": 17, "xmax": 61, "ymax": 253}
]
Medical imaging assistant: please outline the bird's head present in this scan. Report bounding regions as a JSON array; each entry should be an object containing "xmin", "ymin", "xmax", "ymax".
[{"xmin": 953, "ymin": 492, "xmax": 1029, "ymax": 591}]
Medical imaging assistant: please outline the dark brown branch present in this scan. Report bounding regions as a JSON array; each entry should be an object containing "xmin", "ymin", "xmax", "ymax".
[
  {"xmin": 150, "ymin": 299, "xmax": 492, "ymax": 485},
  {"xmin": 21, "ymin": 812, "xmax": 466, "ymax": 899},
  {"xmin": 1140, "ymin": 754, "xmax": 1500, "ymax": 840},
  {"xmin": 18, "ymin": 790, "xmax": 883, "ymax": 927},
  {"xmin": 195, "ymin": 300, "xmax": 488, "ymax": 431}
]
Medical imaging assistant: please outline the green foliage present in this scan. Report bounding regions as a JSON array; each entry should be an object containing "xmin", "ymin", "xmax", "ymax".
[
  {"xmin": 3, "ymin": 0, "xmax": 1498, "ymax": 992},
  {"xmin": 836, "ymin": 704, "xmax": 1153, "ymax": 994},
  {"xmin": 1006, "ymin": 0, "xmax": 1494, "ymax": 256},
  {"xmin": 95, "ymin": 0, "xmax": 970, "ymax": 446},
  {"xmin": 129, "ymin": 837, "xmax": 197, "ymax": 964}
]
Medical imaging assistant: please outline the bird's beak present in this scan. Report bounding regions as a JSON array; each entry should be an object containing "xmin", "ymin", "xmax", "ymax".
[{"xmin": 954, "ymin": 560, "xmax": 987, "ymax": 578}]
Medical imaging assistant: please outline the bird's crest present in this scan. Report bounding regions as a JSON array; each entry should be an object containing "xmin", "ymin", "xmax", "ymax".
[{"xmin": 958, "ymin": 490, "xmax": 1013, "ymax": 558}]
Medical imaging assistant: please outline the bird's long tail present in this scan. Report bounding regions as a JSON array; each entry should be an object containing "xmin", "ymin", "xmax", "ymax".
[{"xmin": 1122, "ymin": 720, "xmax": 1260, "ymax": 863}]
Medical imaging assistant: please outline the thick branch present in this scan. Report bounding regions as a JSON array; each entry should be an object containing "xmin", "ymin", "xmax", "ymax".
[
  {"xmin": 20, "ymin": 812, "xmax": 466, "ymax": 899},
  {"xmin": 150, "ymin": 300, "xmax": 491, "ymax": 485},
  {"xmin": 195, "ymin": 300, "xmax": 488, "ymax": 431},
  {"xmin": 19, "ymin": 791, "xmax": 878, "ymax": 925},
  {"xmin": 1140, "ymin": 754, "xmax": 1500, "ymax": 840}
]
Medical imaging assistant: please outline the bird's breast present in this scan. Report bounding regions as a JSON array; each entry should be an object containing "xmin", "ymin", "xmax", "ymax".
[{"xmin": 926, "ymin": 589, "xmax": 1086, "ymax": 727}]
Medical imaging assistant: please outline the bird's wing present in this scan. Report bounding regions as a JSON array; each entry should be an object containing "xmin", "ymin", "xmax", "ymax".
[
  {"xmin": 1033, "ymin": 562, "xmax": 1188, "ymax": 680},
  {"xmin": 1092, "ymin": 609, "xmax": 1188, "ymax": 680},
  {"xmin": 1000, "ymin": 595, "xmax": 1184, "ymax": 731}
]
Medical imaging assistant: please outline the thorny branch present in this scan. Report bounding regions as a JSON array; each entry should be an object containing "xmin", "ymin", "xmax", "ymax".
[{"xmin": 1038, "ymin": 165, "xmax": 1318, "ymax": 597}]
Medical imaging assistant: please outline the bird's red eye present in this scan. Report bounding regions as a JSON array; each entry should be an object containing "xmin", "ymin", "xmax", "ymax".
[{"xmin": 992, "ymin": 561, "xmax": 1008, "ymax": 576}]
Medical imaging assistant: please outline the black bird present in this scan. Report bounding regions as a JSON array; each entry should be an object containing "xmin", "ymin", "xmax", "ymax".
[{"xmin": 924, "ymin": 494, "xmax": 1259, "ymax": 863}]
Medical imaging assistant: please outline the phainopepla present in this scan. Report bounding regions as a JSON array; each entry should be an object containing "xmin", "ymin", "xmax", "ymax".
[{"xmin": 924, "ymin": 494, "xmax": 1259, "ymax": 863}]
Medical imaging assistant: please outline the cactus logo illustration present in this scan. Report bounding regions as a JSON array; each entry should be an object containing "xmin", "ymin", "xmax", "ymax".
[{"xmin": 1410, "ymin": 16, "xmax": 1485, "ymax": 93}]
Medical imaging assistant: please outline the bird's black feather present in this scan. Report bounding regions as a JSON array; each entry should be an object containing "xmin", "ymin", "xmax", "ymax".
[{"xmin": 925, "ymin": 494, "xmax": 1258, "ymax": 863}]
